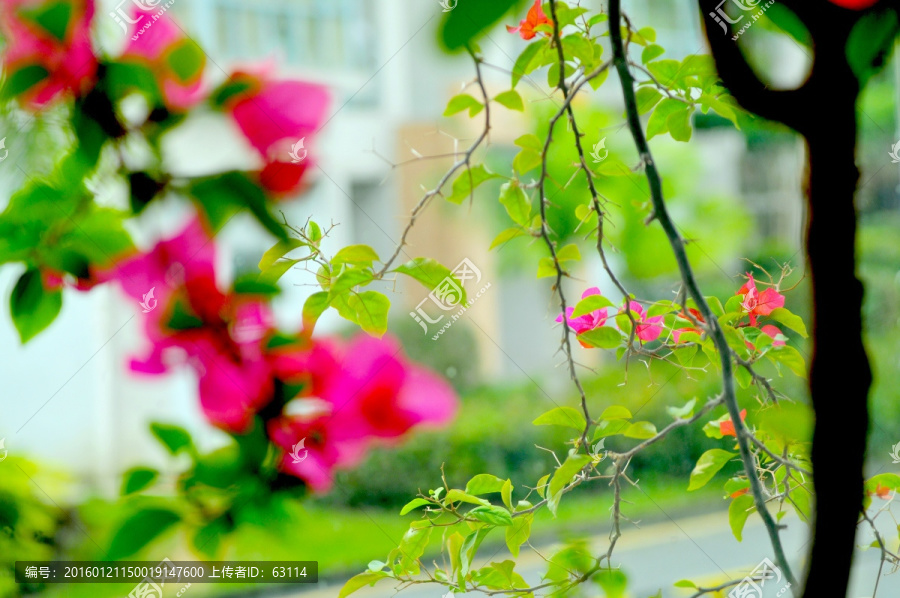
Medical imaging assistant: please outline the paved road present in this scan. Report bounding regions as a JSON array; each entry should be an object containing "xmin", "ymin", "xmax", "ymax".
[{"xmin": 288, "ymin": 508, "xmax": 900, "ymax": 598}]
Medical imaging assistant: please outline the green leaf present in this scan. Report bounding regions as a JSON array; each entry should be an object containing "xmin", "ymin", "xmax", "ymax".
[
  {"xmin": 577, "ymin": 326, "xmax": 622, "ymax": 349},
  {"xmin": 19, "ymin": 0, "xmax": 71, "ymax": 41},
  {"xmin": 494, "ymin": 89, "xmax": 524, "ymax": 111},
  {"xmin": 490, "ymin": 227, "xmax": 528, "ymax": 250},
  {"xmin": 444, "ymin": 93, "xmax": 483, "ymax": 117},
  {"xmin": 106, "ymin": 508, "xmax": 181, "ymax": 560},
  {"xmin": 348, "ymin": 291, "xmax": 390, "ymax": 337},
  {"xmin": 634, "ymin": 86, "xmax": 663, "ymax": 114},
  {"xmin": 302, "ymin": 291, "xmax": 330, "ymax": 332},
  {"xmin": 536, "ymin": 257, "xmax": 558, "ymax": 279},
  {"xmin": 768, "ymin": 345, "xmax": 807, "ymax": 378},
  {"xmin": 505, "ymin": 513, "xmax": 533, "ymax": 557},
  {"xmin": 674, "ymin": 579, "xmax": 697, "ymax": 588},
  {"xmin": 338, "ymin": 571, "xmax": 390, "ymax": 598},
  {"xmin": 600, "ymin": 406, "xmax": 632, "ymax": 421},
  {"xmin": 646, "ymin": 98, "xmax": 685, "ymax": 140},
  {"xmin": 512, "ymin": 40, "xmax": 547, "ymax": 87},
  {"xmin": 468, "ymin": 505, "xmax": 513, "ymax": 526},
  {"xmin": 641, "ymin": 44, "xmax": 665, "ymax": 64},
  {"xmin": 189, "ymin": 172, "xmax": 286, "ymax": 240},
  {"xmin": 535, "ymin": 474, "xmax": 550, "ymax": 499},
  {"xmin": 393, "ymin": 257, "xmax": 467, "ymax": 306},
  {"xmin": 328, "ymin": 269, "xmax": 374, "ymax": 300},
  {"xmin": 688, "ymin": 449, "xmax": 736, "ymax": 491},
  {"xmin": 444, "ymin": 489, "xmax": 490, "ymax": 506},
  {"xmin": 513, "ymin": 148, "xmax": 542, "ymax": 174},
  {"xmin": 666, "ymin": 106, "xmax": 693, "ymax": 142},
  {"xmin": 556, "ymin": 244, "xmax": 581, "ymax": 262},
  {"xmin": 399, "ymin": 498, "xmax": 431, "ymax": 516},
  {"xmin": 548, "ymin": 454, "xmax": 591, "ymax": 514},
  {"xmin": 624, "ymin": 421, "xmax": 657, "ymax": 439},
  {"xmin": 258, "ymin": 258, "xmax": 299, "ymax": 285},
  {"xmin": 192, "ymin": 515, "xmax": 231, "ymax": 558},
  {"xmin": 729, "ymin": 494, "xmax": 756, "ymax": 541},
  {"xmin": 766, "ymin": 307, "xmax": 808, "ymax": 338},
  {"xmin": 440, "ymin": 0, "xmax": 518, "ymax": 51},
  {"xmin": 397, "ymin": 524, "xmax": 432, "ymax": 574},
  {"xmin": 571, "ymin": 294, "xmax": 615, "ymax": 317},
  {"xmin": 466, "ymin": 474, "xmax": 507, "ymax": 496},
  {"xmin": 592, "ymin": 419, "xmax": 630, "ymax": 440},
  {"xmin": 666, "ymin": 398, "xmax": 696, "ymax": 420},
  {"xmin": 595, "ymin": 569, "xmax": 628, "ymax": 598},
  {"xmin": 533, "ymin": 407, "xmax": 587, "ymax": 431},
  {"xmin": 499, "ymin": 181, "xmax": 531, "ymax": 225},
  {"xmin": 120, "ymin": 467, "xmax": 159, "ymax": 496},
  {"xmin": 333, "ymin": 244, "xmax": 380, "ymax": 267},
  {"xmin": 446, "ymin": 164, "xmax": 501, "ymax": 204},
  {"xmin": 149, "ymin": 423, "xmax": 194, "ymax": 455},
  {"xmin": 1, "ymin": 64, "xmax": 49, "ymax": 101},
  {"xmin": 10, "ymin": 268, "xmax": 62, "ymax": 344},
  {"xmin": 515, "ymin": 133, "xmax": 543, "ymax": 151},
  {"xmin": 847, "ymin": 9, "xmax": 899, "ymax": 84},
  {"xmin": 165, "ymin": 39, "xmax": 206, "ymax": 84},
  {"xmin": 501, "ymin": 479, "xmax": 513, "ymax": 510}
]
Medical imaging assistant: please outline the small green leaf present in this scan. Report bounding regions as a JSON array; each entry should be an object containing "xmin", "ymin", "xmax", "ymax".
[
  {"xmin": 571, "ymin": 294, "xmax": 615, "ymax": 317},
  {"xmin": 400, "ymin": 498, "xmax": 431, "ymax": 516},
  {"xmin": 10, "ymin": 268, "xmax": 62, "ymax": 344},
  {"xmin": 149, "ymin": 423, "xmax": 194, "ymax": 455},
  {"xmin": 689, "ymin": 449, "xmax": 736, "ymax": 491},
  {"xmin": 446, "ymin": 164, "xmax": 500, "ymax": 204},
  {"xmin": 393, "ymin": 258, "xmax": 467, "ymax": 306},
  {"xmin": 674, "ymin": 579, "xmax": 697, "ymax": 588},
  {"xmin": 729, "ymin": 494, "xmax": 756, "ymax": 541},
  {"xmin": 600, "ymin": 406, "xmax": 632, "ymax": 421},
  {"xmin": 499, "ymin": 181, "xmax": 531, "ymax": 225},
  {"xmin": 514, "ymin": 134, "xmax": 543, "ymax": 150},
  {"xmin": 348, "ymin": 291, "xmax": 390, "ymax": 337},
  {"xmin": 165, "ymin": 39, "xmax": 205, "ymax": 84},
  {"xmin": 466, "ymin": 474, "xmax": 507, "ymax": 496},
  {"xmin": 107, "ymin": 508, "xmax": 181, "ymax": 560},
  {"xmin": 505, "ymin": 513, "xmax": 532, "ymax": 557},
  {"xmin": 592, "ymin": 419, "xmax": 630, "ymax": 440},
  {"xmin": 501, "ymin": 479, "xmax": 513, "ymax": 510},
  {"xmin": 444, "ymin": 94, "xmax": 483, "ymax": 117},
  {"xmin": 339, "ymin": 571, "xmax": 390, "ymax": 598},
  {"xmin": 494, "ymin": 89, "xmax": 524, "ymax": 111},
  {"xmin": 1, "ymin": 64, "xmax": 49, "ymax": 101},
  {"xmin": 120, "ymin": 467, "xmax": 159, "ymax": 496},
  {"xmin": 635, "ymin": 86, "xmax": 663, "ymax": 114},
  {"xmin": 533, "ymin": 407, "xmax": 587, "ymax": 431},
  {"xmin": 512, "ymin": 40, "xmax": 546, "ymax": 87},
  {"xmin": 536, "ymin": 257, "xmax": 558, "ymax": 279},
  {"xmin": 666, "ymin": 106, "xmax": 693, "ymax": 142},
  {"xmin": 444, "ymin": 489, "xmax": 490, "ymax": 506},
  {"xmin": 577, "ymin": 326, "xmax": 622, "ymax": 349},
  {"xmin": 548, "ymin": 454, "xmax": 591, "ymax": 514},
  {"xmin": 768, "ymin": 345, "xmax": 807, "ymax": 378},
  {"xmin": 468, "ymin": 505, "xmax": 513, "ymax": 526},
  {"xmin": 490, "ymin": 227, "xmax": 528, "ymax": 250},
  {"xmin": 641, "ymin": 44, "xmax": 665, "ymax": 64},
  {"xmin": 766, "ymin": 308, "xmax": 808, "ymax": 338},
  {"xmin": 259, "ymin": 239, "xmax": 307, "ymax": 270},
  {"xmin": 536, "ymin": 474, "xmax": 550, "ymax": 499},
  {"xmin": 646, "ymin": 98, "xmax": 685, "ymax": 139},
  {"xmin": 666, "ymin": 398, "xmax": 697, "ymax": 420},
  {"xmin": 624, "ymin": 421, "xmax": 657, "ymax": 439},
  {"xmin": 333, "ymin": 244, "xmax": 380, "ymax": 267},
  {"xmin": 302, "ymin": 291, "xmax": 330, "ymax": 332}
]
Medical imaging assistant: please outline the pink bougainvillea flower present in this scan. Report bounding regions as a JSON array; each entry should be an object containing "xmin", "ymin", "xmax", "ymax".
[
  {"xmin": 557, "ymin": 287, "xmax": 608, "ymax": 347},
  {"xmin": 507, "ymin": 0, "xmax": 553, "ymax": 40},
  {"xmin": 760, "ymin": 324, "xmax": 786, "ymax": 347},
  {"xmin": 720, "ymin": 409, "xmax": 748, "ymax": 437},
  {"xmin": 737, "ymin": 274, "xmax": 785, "ymax": 326},
  {"xmin": 0, "ymin": 0, "xmax": 98, "ymax": 107},
  {"xmin": 267, "ymin": 334, "xmax": 458, "ymax": 492},
  {"xmin": 105, "ymin": 217, "xmax": 276, "ymax": 433},
  {"xmin": 672, "ymin": 307, "xmax": 705, "ymax": 343},
  {"xmin": 620, "ymin": 301, "xmax": 664, "ymax": 342},
  {"xmin": 218, "ymin": 67, "xmax": 329, "ymax": 196},
  {"xmin": 120, "ymin": 9, "xmax": 207, "ymax": 111}
]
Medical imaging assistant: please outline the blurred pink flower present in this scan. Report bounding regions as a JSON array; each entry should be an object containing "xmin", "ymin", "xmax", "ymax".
[
  {"xmin": 622, "ymin": 300, "xmax": 664, "ymax": 342},
  {"xmin": 0, "ymin": 0, "xmax": 97, "ymax": 107},
  {"xmin": 267, "ymin": 334, "xmax": 458, "ymax": 492},
  {"xmin": 556, "ymin": 287, "xmax": 608, "ymax": 335},
  {"xmin": 219, "ymin": 68, "xmax": 329, "ymax": 195},
  {"xmin": 105, "ymin": 217, "xmax": 276, "ymax": 433},
  {"xmin": 737, "ymin": 273, "xmax": 785, "ymax": 326},
  {"xmin": 120, "ymin": 9, "xmax": 206, "ymax": 111}
]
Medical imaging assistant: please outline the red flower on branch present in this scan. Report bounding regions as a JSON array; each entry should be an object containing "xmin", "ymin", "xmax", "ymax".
[
  {"xmin": 719, "ymin": 409, "xmax": 747, "ymax": 437},
  {"xmin": 673, "ymin": 307, "xmax": 705, "ymax": 343},
  {"xmin": 507, "ymin": 0, "xmax": 553, "ymax": 40},
  {"xmin": 737, "ymin": 273, "xmax": 784, "ymax": 326}
]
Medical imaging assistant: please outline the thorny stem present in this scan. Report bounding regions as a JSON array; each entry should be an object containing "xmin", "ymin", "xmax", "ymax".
[
  {"xmin": 377, "ymin": 48, "xmax": 492, "ymax": 277},
  {"xmin": 608, "ymin": 0, "xmax": 796, "ymax": 588}
]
